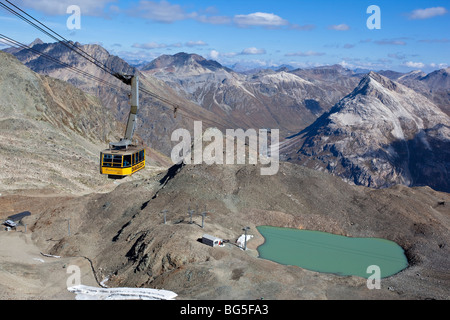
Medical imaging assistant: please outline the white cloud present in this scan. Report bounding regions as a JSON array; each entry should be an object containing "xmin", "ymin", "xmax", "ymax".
[
  {"xmin": 388, "ymin": 53, "xmax": 407, "ymax": 60},
  {"xmin": 241, "ymin": 47, "xmax": 266, "ymax": 55},
  {"xmin": 15, "ymin": 0, "xmax": 116, "ymax": 16},
  {"xmin": 418, "ymin": 38, "xmax": 450, "ymax": 43},
  {"xmin": 221, "ymin": 52, "xmax": 238, "ymax": 58},
  {"xmin": 20, "ymin": 0, "xmax": 286, "ymax": 29},
  {"xmin": 207, "ymin": 50, "xmax": 238, "ymax": 61},
  {"xmin": 375, "ymin": 39, "xmax": 407, "ymax": 46},
  {"xmin": 128, "ymin": 0, "xmax": 195, "ymax": 23},
  {"xmin": 195, "ymin": 15, "xmax": 231, "ymax": 25},
  {"xmin": 403, "ymin": 61, "xmax": 425, "ymax": 69},
  {"xmin": 132, "ymin": 41, "xmax": 208, "ymax": 50},
  {"xmin": 234, "ymin": 12, "xmax": 289, "ymax": 28},
  {"xmin": 338, "ymin": 59, "xmax": 389, "ymax": 71},
  {"xmin": 128, "ymin": 1, "xmax": 230, "ymax": 25},
  {"xmin": 402, "ymin": 61, "xmax": 448, "ymax": 71},
  {"xmin": 339, "ymin": 60, "xmax": 353, "ymax": 69},
  {"xmin": 0, "ymin": 38, "xmax": 10, "ymax": 48},
  {"xmin": 132, "ymin": 42, "xmax": 182, "ymax": 50},
  {"xmin": 409, "ymin": 7, "xmax": 448, "ymax": 20},
  {"xmin": 209, "ymin": 50, "xmax": 220, "ymax": 60},
  {"xmin": 290, "ymin": 24, "xmax": 316, "ymax": 31},
  {"xmin": 328, "ymin": 24, "xmax": 350, "ymax": 31},
  {"xmin": 185, "ymin": 41, "xmax": 208, "ymax": 48},
  {"xmin": 116, "ymin": 50, "xmax": 160, "ymax": 63},
  {"xmin": 285, "ymin": 51, "xmax": 325, "ymax": 57}
]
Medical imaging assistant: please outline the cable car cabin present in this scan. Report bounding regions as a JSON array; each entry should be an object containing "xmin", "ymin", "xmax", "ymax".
[{"xmin": 100, "ymin": 146, "xmax": 145, "ymax": 179}]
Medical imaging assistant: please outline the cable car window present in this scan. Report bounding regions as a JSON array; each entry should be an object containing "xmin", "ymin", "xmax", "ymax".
[
  {"xmin": 123, "ymin": 155, "xmax": 132, "ymax": 168},
  {"xmin": 103, "ymin": 154, "xmax": 112, "ymax": 167},
  {"xmin": 112, "ymin": 155, "xmax": 123, "ymax": 168}
]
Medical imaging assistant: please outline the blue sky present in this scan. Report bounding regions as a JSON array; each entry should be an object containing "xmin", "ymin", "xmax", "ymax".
[{"xmin": 1, "ymin": 0, "xmax": 449, "ymax": 72}]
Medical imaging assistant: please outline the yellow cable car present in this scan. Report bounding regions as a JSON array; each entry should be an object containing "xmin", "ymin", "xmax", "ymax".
[
  {"xmin": 100, "ymin": 75, "xmax": 146, "ymax": 179},
  {"xmin": 100, "ymin": 146, "xmax": 145, "ymax": 179}
]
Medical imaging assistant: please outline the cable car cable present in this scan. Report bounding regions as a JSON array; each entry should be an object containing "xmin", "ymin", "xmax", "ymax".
[{"xmin": 0, "ymin": 1, "xmax": 117, "ymax": 77}]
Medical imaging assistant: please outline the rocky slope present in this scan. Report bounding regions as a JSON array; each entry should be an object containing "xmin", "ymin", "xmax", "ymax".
[
  {"xmin": 381, "ymin": 68, "xmax": 450, "ymax": 117},
  {"xmin": 413, "ymin": 68, "xmax": 450, "ymax": 117},
  {"xmin": 142, "ymin": 55, "xmax": 362, "ymax": 136},
  {"xmin": 8, "ymin": 41, "xmax": 229, "ymax": 155},
  {"xmin": 24, "ymin": 161, "xmax": 450, "ymax": 300},
  {"xmin": 281, "ymin": 72, "xmax": 450, "ymax": 193},
  {"xmin": 0, "ymin": 50, "xmax": 169, "ymax": 194}
]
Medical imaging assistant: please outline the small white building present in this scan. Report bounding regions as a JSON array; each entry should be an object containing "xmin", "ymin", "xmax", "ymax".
[
  {"xmin": 202, "ymin": 234, "xmax": 223, "ymax": 247},
  {"xmin": 236, "ymin": 234, "xmax": 253, "ymax": 249}
]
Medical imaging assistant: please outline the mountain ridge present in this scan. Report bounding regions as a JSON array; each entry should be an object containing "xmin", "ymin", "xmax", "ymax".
[
  {"xmin": 281, "ymin": 71, "xmax": 450, "ymax": 192},
  {"xmin": 4, "ymin": 40, "xmax": 449, "ymax": 192},
  {"xmin": 5, "ymin": 40, "xmax": 235, "ymax": 155}
]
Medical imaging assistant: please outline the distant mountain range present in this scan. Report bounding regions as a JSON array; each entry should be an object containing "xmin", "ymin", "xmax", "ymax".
[
  {"xmin": 5, "ymin": 40, "xmax": 228, "ymax": 155},
  {"xmin": 140, "ymin": 53, "xmax": 364, "ymax": 135},
  {"xmin": 4, "ymin": 39, "xmax": 449, "ymax": 192}
]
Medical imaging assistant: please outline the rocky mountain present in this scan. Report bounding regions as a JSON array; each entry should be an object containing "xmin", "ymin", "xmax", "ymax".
[
  {"xmin": 281, "ymin": 71, "xmax": 450, "ymax": 193},
  {"xmin": 227, "ymin": 62, "xmax": 295, "ymax": 74},
  {"xmin": 380, "ymin": 69, "xmax": 450, "ymax": 116},
  {"xmin": 7, "ymin": 41, "xmax": 232, "ymax": 155},
  {"xmin": 0, "ymin": 50, "xmax": 170, "ymax": 194},
  {"xmin": 0, "ymin": 50, "xmax": 118, "ymax": 194},
  {"xmin": 420, "ymin": 68, "xmax": 450, "ymax": 91},
  {"xmin": 142, "ymin": 55, "xmax": 362, "ymax": 136},
  {"xmin": 289, "ymin": 64, "xmax": 363, "ymax": 113},
  {"xmin": 142, "ymin": 52, "xmax": 230, "ymax": 74},
  {"xmin": 416, "ymin": 68, "xmax": 450, "ymax": 116}
]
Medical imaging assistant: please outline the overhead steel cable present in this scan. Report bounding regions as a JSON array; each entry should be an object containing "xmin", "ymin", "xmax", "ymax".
[
  {"xmin": 0, "ymin": 34, "xmax": 125, "ymax": 92},
  {"xmin": 3, "ymin": 32, "xmax": 234, "ymax": 130},
  {"xmin": 2, "ymin": 33, "xmax": 183, "ymax": 119},
  {"xmin": 139, "ymin": 86, "xmax": 236, "ymax": 129},
  {"xmin": 0, "ymin": 2, "xmax": 189, "ymax": 120},
  {"xmin": 1, "ymin": 35, "xmax": 199, "ymax": 125},
  {"xmin": 0, "ymin": 2, "xmax": 236, "ymax": 130},
  {"xmin": 0, "ymin": 1, "xmax": 117, "ymax": 77}
]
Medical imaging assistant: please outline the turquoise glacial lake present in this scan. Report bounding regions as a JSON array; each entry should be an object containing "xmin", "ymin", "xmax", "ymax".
[{"xmin": 257, "ymin": 226, "xmax": 408, "ymax": 279}]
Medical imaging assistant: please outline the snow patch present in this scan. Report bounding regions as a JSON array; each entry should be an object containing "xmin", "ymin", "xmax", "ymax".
[
  {"xmin": 262, "ymin": 72, "xmax": 313, "ymax": 85},
  {"xmin": 332, "ymin": 112, "xmax": 363, "ymax": 126},
  {"xmin": 100, "ymin": 277, "xmax": 109, "ymax": 288},
  {"xmin": 232, "ymin": 79, "xmax": 256, "ymax": 98},
  {"xmin": 40, "ymin": 253, "xmax": 61, "ymax": 258},
  {"xmin": 67, "ymin": 285, "xmax": 178, "ymax": 300}
]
